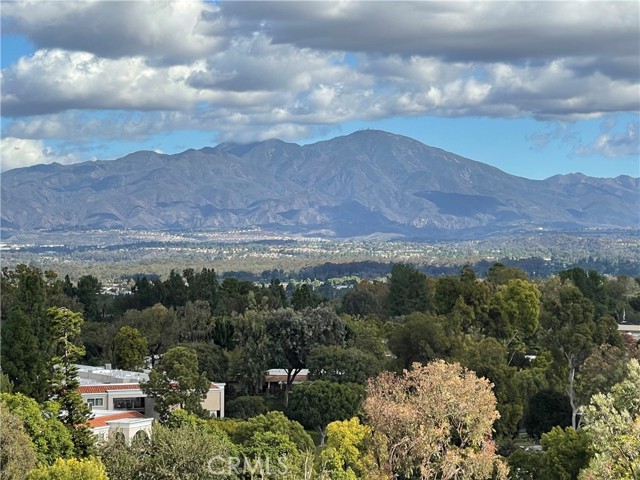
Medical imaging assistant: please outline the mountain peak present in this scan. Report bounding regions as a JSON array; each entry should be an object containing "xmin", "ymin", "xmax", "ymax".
[{"xmin": 2, "ymin": 131, "xmax": 638, "ymax": 238}]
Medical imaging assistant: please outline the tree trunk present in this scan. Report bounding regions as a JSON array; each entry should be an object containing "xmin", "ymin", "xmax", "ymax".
[
  {"xmin": 568, "ymin": 362, "xmax": 578, "ymax": 430},
  {"xmin": 284, "ymin": 367, "xmax": 302, "ymax": 407},
  {"xmin": 318, "ymin": 427, "xmax": 326, "ymax": 446}
]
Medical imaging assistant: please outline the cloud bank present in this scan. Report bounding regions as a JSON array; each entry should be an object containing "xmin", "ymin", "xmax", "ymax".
[{"xmin": 1, "ymin": 1, "xmax": 638, "ymax": 170}]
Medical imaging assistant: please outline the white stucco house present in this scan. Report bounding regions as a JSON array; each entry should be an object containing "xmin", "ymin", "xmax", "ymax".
[{"xmin": 77, "ymin": 364, "xmax": 225, "ymax": 441}]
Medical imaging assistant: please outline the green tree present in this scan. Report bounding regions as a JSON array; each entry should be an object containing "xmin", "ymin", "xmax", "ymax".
[
  {"xmin": 524, "ymin": 389, "xmax": 572, "ymax": 441},
  {"xmin": 579, "ymin": 359, "xmax": 640, "ymax": 480},
  {"xmin": 486, "ymin": 263, "xmax": 528, "ymax": 286},
  {"xmin": 176, "ymin": 300, "xmax": 214, "ymax": 343},
  {"xmin": 490, "ymin": 279, "xmax": 541, "ymax": 346},
  {"xmin": 113, "ymin": 326, "xmax": 148, "ymax": 371},
  {"xmin": 26, "ymin": 457, "xmax": 108, "ymax": 480},
  {"xmin": 75, "ymin": 274, "xmax": 103, "ymax": 322},
  {"xmin": 184, "ymin": 267, "xmax": 219, "ymax": 308},
  {"xmin": 287, "ymin": 380, "xmax": 364, "ymax": 445},
  {"xmin": 229, "ymin": 411, "xmax": 315, "ymax": 453},
  {"xmin": 540, "ymin": 426, "xmax": 593, "ymax": 480},
  {"xmin": 1, "ymin": 266, "xmax": 51, "ymax": 401},
  {"xmin": 387, "ymin": 263, "xmax": 429, "ymax": 317},
  {"xmin": 141, "ymin": 346, "xmax": 211, "ymax": 421},
  {"xmin": 181, "ymin": 341, "xmax": 229, "ymax": 383},
  {"xmin": 365, "ymin": 360, "xmax": 508, "ymax": 479},
  {"xmin": 0, "ymin": 408, "xmax": 37, "ymax": 479},
  {"xmin": 239, "ymin": 430, "xmax": 314, "ymax": 479},
  {"xmin": 229, "ymin": 310, "xmax": 271, "ymax": 395},
  {"xmin": 123, "ymin": 303, "xmax": 178, "ymax": 366},
  {"xmin": 455, "ymin": 336, "xmax": 523, "ymax": 439},
  {"xmin": 225, "ymin": 396, "xmax": 268, "ymax": 419},
  {"xmin": 540, "ymin": 280, "xmax": 597, "ymax": 429},
  {"xmin": 0, "ymin": 393, "xmax": 74, "ymax": 466},
  {"xmin": 574, "ymin": 344, "xmax": 628, "ymax": 408},
  {"xmin": 341, "ymin": 285, "xmax": 382, "ymax": 317},
  {"xmin": 47, "ymin": 307, "xmax": 94, "ymax": 457},
  {"xmin": 387, "ymin": 312, "xmax": 453, "ymax": 369},
  {"xmin": 308, "ymin": 345, "xmax": 382, "ymax": 384},
  {"xmin": 343, "ymin": 315, "xmax": 387, "ymax": 360},
  {"xmin": 266, "ymin": 307, "xmax": 346, "ymax": 405}
]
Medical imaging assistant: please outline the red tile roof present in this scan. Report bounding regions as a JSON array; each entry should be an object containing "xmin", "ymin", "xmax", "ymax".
[
  {"xmin": 78, "ymin": 384, "xmax": 142, "ymax": 394},
  {"xmin": 88, "ymin": 411, "xmax": 145, "ymax": 428},
  {"xmin": 78, "ymin": 383, "xmax": 222, "ymax": 394}
]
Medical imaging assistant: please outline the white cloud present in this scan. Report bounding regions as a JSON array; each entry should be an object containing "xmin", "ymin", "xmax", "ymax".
[
  {"xmin": 0, "ymin": 137, "xmax": 81, "ymax": 171},
  {"xmin": 1, "ymin": 49, "xmax": 214, "ymax": 116},
  {"xmin": 2, "ymin": 0, "xmax": 226, "ymax": 64},
  {"xmin": 574, "ymin": 122, "xmax": 640, "ymax": 158},
  {"xmin": 1, "ymin": 1, "xmax": 638, "ymax": 158}
]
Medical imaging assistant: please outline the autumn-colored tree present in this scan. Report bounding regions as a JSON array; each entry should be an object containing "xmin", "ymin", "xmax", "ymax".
[{"xmin": 365, "ymin": 360, "xmax": 508, "ymax": 479}]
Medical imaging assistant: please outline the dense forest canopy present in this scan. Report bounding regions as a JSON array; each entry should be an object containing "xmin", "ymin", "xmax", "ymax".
[{"xmin": 1, "ymin": 262, "xmax": 639, "ymax": 479}]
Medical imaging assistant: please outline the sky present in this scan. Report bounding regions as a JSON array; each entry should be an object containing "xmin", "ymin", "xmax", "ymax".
[{"xmin": 1, "ymin": 1, "xmax": 639, "ymax": 179}]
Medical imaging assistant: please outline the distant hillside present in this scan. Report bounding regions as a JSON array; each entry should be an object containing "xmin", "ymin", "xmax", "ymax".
[{"xmin": 2, "ymin": 130, "xmax": 638, "ymax": 239}]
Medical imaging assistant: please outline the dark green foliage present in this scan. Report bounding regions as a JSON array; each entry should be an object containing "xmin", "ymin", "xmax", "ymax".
[
  {"xmin": 559, "ymin": 268, "xmax": 611, "ymax": 317},
  {"xmin": 341, "ymin": 286, "xmax": 381, "ymax": 317},
  {"xmin": 100, "ymin": 422, "xmax": 237, "ymax": 480},
  {"xmin": 507, "ymin": 449, "xmax": 547, "ymax": 480},
  {"xmin": 388, "ymin": 312, "xmax": 453, "ymax": 369},
  {"xmin": 308, "ymin": 345, "xmax": 383, "ymax": 384},
  {"xmin": 228, "ymin": 410, "xmax": 315, "ymax": 452},
  {"xmin": 265, "ymin": 307, "xmax": 346, "ymax": 405},
  {"xmin": 122, "ymin": 304, "xmax": 178, "ymax": 366},
  {"xmin": 163, "ymin": 269, "xmax": 188, "ymax": 308},
  {"xmin": 486, "ymin": 263, "xmax": 528, "ymax": 286},
  {"xmin": 180, "ymin": 341, "xmax": 229, "ymax": 382},
  {"xmin": 113, "ymin": 326, "xmax": 147, "ymax": 371},
  {"xmin": 229, "ymin": 311, "xmax": 270, "ymax": 395},
  {"xmin": 540, "ymin": 426, "xmax": 593, "ymax": 480},
  {"xmin": 184, "ymin": 267, "xmax": 219, "ymax": 307},
  {"xmin": 141, "ymin": 346, "xmax": 211, "ymax": 421},
  {"xmin": 387, "ymin": 263, "xmax": 429, "ymax": 316},
  {"xmin": 343, "ymin": 315, "xmax": 387, "ymax": 360},
  {"xmin": 456, "ymin": 336, "xmax": 524, "ymax": 439},
  {"xmin": 225, "ymin": 396, "xmax": 268, "ymax": 419},
  {"xmin": 287, "ymin": 380, "xmax": 364, "ymax": 445},
  {"xmin": 291, "ymin": 284, "xmax": 321, "ymax": 310},
  {"xmin": 524, "ymin": 390, "xmax": 572, "ymax": 440},
  {"xmin": 1, "ymin": 266, "xmax": 51, "ymax": 401},
  {"xmin": 75, "ymin": 275, "xmax": 103, "ymax": 321}
]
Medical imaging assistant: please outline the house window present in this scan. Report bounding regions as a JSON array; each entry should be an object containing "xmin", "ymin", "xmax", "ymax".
[
  {"xmin": 86, "ymin": 398, "xmax": 104, "ymax": 407},
  {"xmin": 113, "ymin": 397, "xmax": 145, "ymax": 410}
]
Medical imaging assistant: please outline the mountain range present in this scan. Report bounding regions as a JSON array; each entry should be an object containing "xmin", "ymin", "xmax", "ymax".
[{"xmin": 2, "ymin": 130, "xmax": 638, "ymax": 239}]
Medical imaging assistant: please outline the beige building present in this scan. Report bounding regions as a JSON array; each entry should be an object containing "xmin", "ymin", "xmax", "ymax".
[{"xmin": 77, "ymin": 364, "xmax": 225, "ymax": 440}]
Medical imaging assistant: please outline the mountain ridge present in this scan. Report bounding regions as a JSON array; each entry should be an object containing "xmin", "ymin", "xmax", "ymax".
[{"xmin": 2, "ymin": 130, "xmax": 638, "ymax": 239}]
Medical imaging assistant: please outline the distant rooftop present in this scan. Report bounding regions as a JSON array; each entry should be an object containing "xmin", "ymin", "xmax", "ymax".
[{"xmin": 76, "ymin": 364, "xmax": 149, "ymax": 385}]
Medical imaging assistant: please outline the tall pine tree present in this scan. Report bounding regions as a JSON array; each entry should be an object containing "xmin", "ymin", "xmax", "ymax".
[{"xmin": 47, "ymin": 307, "xmax": 95, "ymax": 457}]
